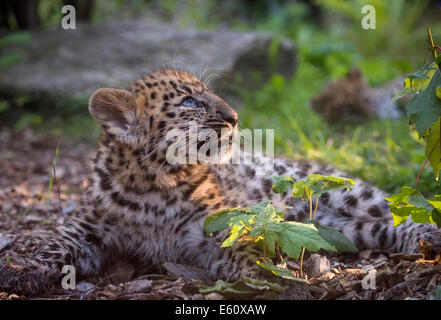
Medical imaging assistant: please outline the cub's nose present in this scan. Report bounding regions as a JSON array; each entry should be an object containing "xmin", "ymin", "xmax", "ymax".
[
  {"xmin": 224, "ymin": 111, "xmax": 238, "ymax": 127},
  {"xmin": 217, "ymin": 102, "xmax": 238, "ymax": 127}
]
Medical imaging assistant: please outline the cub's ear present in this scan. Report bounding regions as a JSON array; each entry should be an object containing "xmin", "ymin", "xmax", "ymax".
[{"xmin": 89, "ymin": 88, "xmax": 140, "ymax": 144}]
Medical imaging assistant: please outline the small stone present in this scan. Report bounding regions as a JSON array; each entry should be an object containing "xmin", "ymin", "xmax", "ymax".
[
  {"xmin": 0, "ymin": 236, "xmax": 13, "ymax": 251},
  {"xmin": 359, "ymin": 250, "xmax": 372, "ymax": 260},
  {"xmin": 205, "ymin": 292, "xmax": 224, "ymax": 300},
  {"xmin": 310, "ymin": 254, "xmax": 331, "ymax": 276},
  {"xmin": 124, "ymin": 279, "xmax": 153, "ymax": 294},
  {"xmin": 75, "ymin": 282, "xmax": 95, "ymax": 292}
]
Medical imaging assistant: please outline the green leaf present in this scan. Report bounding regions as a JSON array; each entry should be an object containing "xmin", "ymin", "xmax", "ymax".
[
  {"xmin": 392, "ymin": 63, "xmax": 437, "ymax": 102},
  {"xmin": 306, "ymin": 174, "xmax": 355, "ymax": 197},
  {"xmin": 200, "ymin": 277, "xmax": 282, "ymax": 300},
  {"xmin": 0, "ymin": 31, "xmax": 31, "ymax": 46},
  {"xmin": 204, "ymin": 207, "xmax": 242, "ymax": 235},
  {"xmin": 277, "ymin": 221, "xmax": 337, "ymax": 259},
  {"xmin": 292, "ymin": 180, "xmax": 309, "ymax": 199},
  {"xmin": 291, "ymin": 174, "xmax": 355, "ymax": 200},
  {"xmin": 247, "ymin": 200, "xmax": 273, "ymax": 215},
  {"xmin": 221, "ymin": 223, "xmax": 246, "ymax": 247},
  {"xmin": 309, "ymin": 220, "xmax": 358, "ymax": 252},
  {"xmin": 272, "ymin": 175, "xmax": 295, "ymax": 193},
  {"xmin": 220, "ymin": 213, "xmax": 255, "ymax": 248},
  {"xmin": 428, "ymin": 195, "xmax": 441, "ymax": 228},
  {"xmin": 408, "ymin": 190, "xmax": 435, "ymax": 212},
  {"xmin": 425, "ymin": 119, "xmax": 441, "ymax": 180},
  {"xmin": 436, "ymin": 86, "xmax": 441, "ymax": 100},
  {"xmin": 385, "ymin": 186, "xmax": 436, "ymax": 226},
  {"xmin": 256, "ymin": 260, "xmax": 307, "ymax": 283},
  {"xmin": 0, "ymin": 53, "xmax": 21, "ymax": 68},
  {"xmin": 406, "ymin": 69, "xmax": 441, "ymax": 138}
]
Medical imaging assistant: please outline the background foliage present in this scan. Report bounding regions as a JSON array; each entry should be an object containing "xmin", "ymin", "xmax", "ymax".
[{"xmin": 1, "ymin": 0, "xmax": 441, "ymax": 197}]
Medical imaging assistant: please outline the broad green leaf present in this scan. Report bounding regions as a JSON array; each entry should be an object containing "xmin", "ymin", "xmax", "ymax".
[
  {"xmin": 408, "ymin": 190, "xmax": 435, "ymax": 212},
  {"xmin": 292, "ymin": 180, "xmax": 309, "ymax": 199},
  {"xmin": 385, "ymin": 186, "xmax": 435, "ymax": 226},
  {"xmin": 405, "ymin": 63, "xmax": 437, "ymax": 91},
  {"xmin": 204, "ymin": 207, "xmax": 242, "ymax": 235},
  {"xmin": 385, "ymin": 186, "xmax": 414, "ymax": 203},
  {"xmin": 277, "ymin": 221, "xmax": 337, "ymax": 259},
  {"xmin": 306, "ymin": 174, "xmax": 355, "ymax": 197},
  {"xmin": 221, "ymin": 213, "xmax": 255, "ymax": 247},
  {"xmin": 291, "ymin": 174, "xmax": 355, "ymax": 200},
  {"xmin": 428, "ymin": 195, "xmax": 441, "ymax": 228},
  {"xmin": 200, "ymin": 277, "xmax": 282, "ymax": 300},
  {"xmin": 436, "ymin": 86, "xmax": 441, "ymax": 100},
  {"xmin": 406, "ymin": 69, "xmax": 441, "ymax": 137},
  {"xmin": 272, "ymin": 175, "xmax": 295, "ymax": 193},
  {"xmin": 221, "ymin": 223, "xmax": 246, "ymax": 247},
  {"xmin": 392, "ymin": 214, "xmax": 409, "ymax": 226},
  {"xmin": 309, "ymin": 220, "xmax": 358, "ymax": 252},
  {"xmin": 392, "ymin": 63, "xmax": 437, "ymax": 102},
  {"xmin": 425, "ymin": 119, "xmax": 441, "ymax": 180},
  {"xmin": 250, "ymin": 221, "xmax": 283, "ymax": 255},
  {"xmin": 256, "ymin": 260, "xmax": 307, "ymax": 283},
  {"xmin": 248, "ymin": 200, "xmax": 272, "ymax": 215},
  {"xmin": 409, "ymin": 208, "xmax": 433, "ymax": 224}
]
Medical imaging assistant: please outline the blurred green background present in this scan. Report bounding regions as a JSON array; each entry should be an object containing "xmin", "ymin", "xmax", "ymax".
[{"xmin": 1, "ymin": 0, "xmax": 441, "ymax": 196}]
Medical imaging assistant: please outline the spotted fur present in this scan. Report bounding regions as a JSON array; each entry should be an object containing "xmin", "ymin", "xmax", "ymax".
[{"xmin": 1, "ymin": 69, "xmax": 440, "ymax": 297}]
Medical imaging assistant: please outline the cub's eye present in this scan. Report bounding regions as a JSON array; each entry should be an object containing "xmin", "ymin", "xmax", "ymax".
[{"xmin": 182, "ymin": 98, "xmax": 197, "ymax": 108}]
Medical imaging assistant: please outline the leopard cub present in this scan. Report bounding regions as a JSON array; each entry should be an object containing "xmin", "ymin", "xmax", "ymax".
[{"xmin": 1, "ymin": 69, "xmax": 440, "ymax": 297}]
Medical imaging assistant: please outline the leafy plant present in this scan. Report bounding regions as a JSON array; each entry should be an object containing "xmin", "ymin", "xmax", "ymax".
[
  {"xmin": 387, "ymin": 28, "xmax": 441, "ymax": 228},
  {"xmin": 204, "ymin": 174, "xmax": 357, "ymax": 281}
]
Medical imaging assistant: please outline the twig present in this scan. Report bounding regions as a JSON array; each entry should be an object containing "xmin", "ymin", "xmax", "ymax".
[
  {"xmin": 427, "ymin": 26, "xmax": 437, "ymax": 59},
  {"xmin": 299, "ymin": 246, "xmax": 306, "ymax": 278},
  {"xmin": 312, "ymin": 197, "xmax": 319, "ymax": 220},
  {"xmin": 415, "ymin": 157, "xmax": 430, "ymax": 191},
  {"xmin": 52, "ymin": 162, "xmax": 65, "ymax": 220}
]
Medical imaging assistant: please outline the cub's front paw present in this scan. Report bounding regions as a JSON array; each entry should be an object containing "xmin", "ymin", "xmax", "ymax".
[{"xmin": 0, "ymin": 260, "xmax": 50, "ymax": 296}]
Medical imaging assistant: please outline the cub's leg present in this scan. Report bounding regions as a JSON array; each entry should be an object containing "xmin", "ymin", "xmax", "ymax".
[
  {"xmin": 285, "ymin": 179, "xmax": 441, "ymax": 254},
  {"xmin": 0, "ymin": 218, "xmax": 108, "ymax": 296}
]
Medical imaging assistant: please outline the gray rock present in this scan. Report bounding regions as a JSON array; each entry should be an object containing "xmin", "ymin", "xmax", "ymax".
[
  {"xmin": 0, "ymin": 235, "xmax": 13, "ymax": 251},
  {"xmin": 0, "ymin": 19, "xmax": 296, "ymax": 105},
  {"xmin": 310, "ymin": 253, "xmax": 331, "ymax": 276}
]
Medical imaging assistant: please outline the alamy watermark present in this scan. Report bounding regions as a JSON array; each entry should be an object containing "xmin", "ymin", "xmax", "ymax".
[
  {"xmin": 361, "ymin": 265, "xmax": 377, "ymax": 290},
  {"xmin": 361, "ymin": 5, "xmax": 376, "ymax": 30},
  {"xmin": 61, "ymin": 5, "xmax": 76, "ymax": 30},
  {"xmin": 61, "ymin": 264, "xmax": 76, "ymax": 289}
]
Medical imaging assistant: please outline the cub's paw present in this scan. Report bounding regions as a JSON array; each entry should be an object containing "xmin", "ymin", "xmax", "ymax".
[{"xmin": 0, "ymin": 259, "xmax": 50, "ymax": 296}]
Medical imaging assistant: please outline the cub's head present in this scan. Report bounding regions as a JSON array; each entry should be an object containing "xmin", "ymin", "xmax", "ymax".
[{"xmin": 88, "ymin": 69, "xmax": 238, "ymax": 167}]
